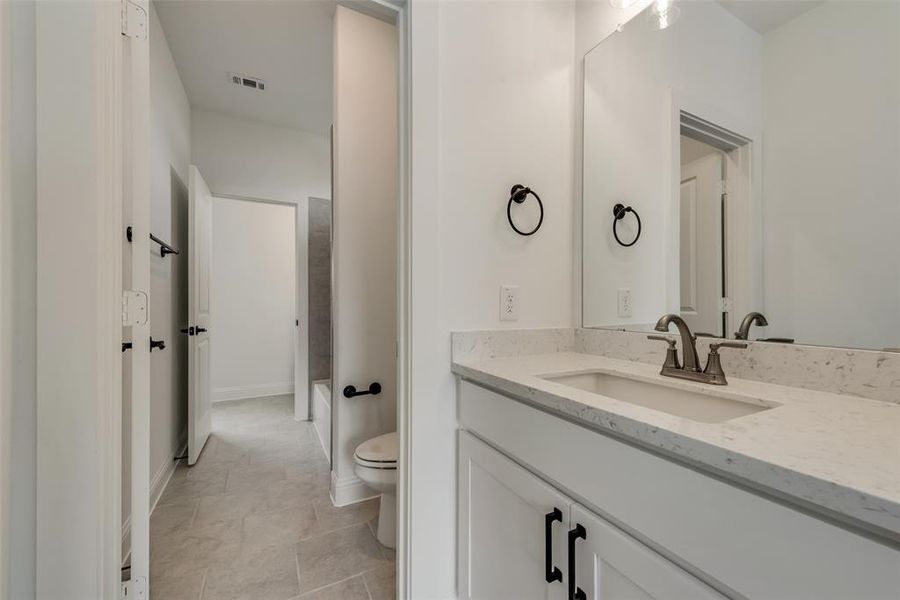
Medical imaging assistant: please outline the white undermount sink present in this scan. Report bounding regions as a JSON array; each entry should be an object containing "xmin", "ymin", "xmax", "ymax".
[{"xmin": 540, "ymin": 371, "xmax": 776, "ymax": 423}]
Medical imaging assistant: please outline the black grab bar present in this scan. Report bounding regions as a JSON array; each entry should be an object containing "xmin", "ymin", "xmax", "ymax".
[{"xmin": 343, "ymin": 382, "xmax": 382, "ymax": 398}]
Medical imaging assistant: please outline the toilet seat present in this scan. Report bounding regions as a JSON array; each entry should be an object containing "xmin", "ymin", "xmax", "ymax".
[{"xmin": 354, "ymin": 431, "xmax": 398, "ymax": 470}]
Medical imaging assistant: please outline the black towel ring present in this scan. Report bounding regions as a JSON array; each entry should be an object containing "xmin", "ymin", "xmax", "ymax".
[
  {"xmin": 612, "ymin": 203, "xmax": 641, "ymax": 247},
  {"xmin": 507, "ymin": 184, "xmax": 544, "ymax": 236}
]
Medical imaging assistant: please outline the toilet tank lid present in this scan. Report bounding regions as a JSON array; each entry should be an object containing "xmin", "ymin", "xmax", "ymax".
[{"xmin": 355, "ymin": 432, "xmax": 398, "ymax": 463}]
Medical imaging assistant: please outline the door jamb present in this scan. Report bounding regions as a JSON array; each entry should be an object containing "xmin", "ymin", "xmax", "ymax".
[{"xmin": 0, "ymin": 3, "xmax": 8, "ymax": 594}]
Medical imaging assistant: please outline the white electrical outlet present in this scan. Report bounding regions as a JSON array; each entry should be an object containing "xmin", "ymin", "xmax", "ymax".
[
  {"xmin": 500, "ymin": 285, "xmax": 519, "ymax": 321},
  {"xmin": 617, "ymin": 288, "xmax": 632, "ymax": 318}
]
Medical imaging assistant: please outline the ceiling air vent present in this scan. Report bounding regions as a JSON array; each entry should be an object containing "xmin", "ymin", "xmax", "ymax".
[{"xmin": 229, "ymin": 72, "xmax": 266, "ymax": 91}]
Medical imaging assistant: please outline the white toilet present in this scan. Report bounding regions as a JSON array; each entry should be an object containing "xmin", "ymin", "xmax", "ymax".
[{"xmin": 353, "ymin": 431, "xmax": 398, "ymax": 549}]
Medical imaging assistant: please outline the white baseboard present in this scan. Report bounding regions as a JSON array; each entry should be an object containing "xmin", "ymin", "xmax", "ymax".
[
  {"xmin": 121, "ymin": 436, "xmax": 187, "ymax": 567},
  {"xmin": 212, "ymin": 382, "xmax": 294, "ymax": 403},
  {"xmin": 330, "ymin": 470, "xmax": 378, "ymax": 507},
  {"xmin": 152, "ymin": 437, "xmax": 188, "ymax": 511}
]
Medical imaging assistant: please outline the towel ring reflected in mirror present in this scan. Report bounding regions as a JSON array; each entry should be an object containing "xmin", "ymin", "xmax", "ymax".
[{"xmin": 612, "ymin": 203, "xmax": 641, "ymax": 247}]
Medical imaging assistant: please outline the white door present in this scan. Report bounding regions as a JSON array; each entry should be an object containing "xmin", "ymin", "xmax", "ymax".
[
  {"xmin": 680, "ymin": 153, "xmax": 723, "ymax": 336},
  {"xmin": 570, "ymin": 505, "xmax": 724, "ymax": 600},
  {"xmin": 459, "ymin": 432, "xmax": 569, "ymax": 600},
  {"xmin": 188, "ymin": 165, "xmax": 213, "ymax": 465}
]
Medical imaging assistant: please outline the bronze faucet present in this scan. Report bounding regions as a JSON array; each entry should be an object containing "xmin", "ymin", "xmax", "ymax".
[
  {"xmin": 653, "ymin": 314, "xmax": 701, "ymax": 372},
  {"xmin": 649, "ymin": 314, "xmax": 747, "ymax": 385},
  {"xmin": 735, "ymin": 312, "xmax": 768, "ymax": 340}
]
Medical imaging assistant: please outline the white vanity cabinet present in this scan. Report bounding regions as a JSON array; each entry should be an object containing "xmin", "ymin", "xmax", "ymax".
[
  {"xmin": 571, "ymin": 505, "xmax": 723, "ymax": 600},
  {"xmin": 458, "ymin": 432, "xmax": 570, "ymax": 600},
  {"xmin": 459, "ymin": 431, "xmax": 723, "ymax": 600},
  {"xmin": 457, "ymin": 380, "xmax": 900, "ymax": 600}
]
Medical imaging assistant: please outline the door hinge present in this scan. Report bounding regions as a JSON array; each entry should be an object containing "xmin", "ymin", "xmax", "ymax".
[
  {"xmin": 121, "ymin": 0, "xmax": 148, "ymax": 40},
  {"xmin": 121, "ymin": 577, "xmax": 147, "ymax": 600},
  {"xmin": 719, "ymin": 297, "xmax": 734, "ymax": 313},
  {"xmin": 122, "ymin": 290, "xmax": 149, "ymax": 326}
]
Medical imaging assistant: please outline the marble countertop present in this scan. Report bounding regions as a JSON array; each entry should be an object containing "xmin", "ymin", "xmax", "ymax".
[{"xmin": 452, "ymin": 352, "xmax": 900, "ymax": 540}]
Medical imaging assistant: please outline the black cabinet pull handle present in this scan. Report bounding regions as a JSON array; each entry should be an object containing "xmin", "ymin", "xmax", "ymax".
[
  {"xmin": 150, "ymin": 338, "xmax": 166, "ymax": 352},
  {"xmin": 343, "ymin": 382, "xmax": 382, "ymax": 398},
  {"xmin": 180, "ymin": 326, "xmax": 194, "ymax": 336},
  {"xmin": 545, "ymin": 508, "xmax": 563, "ymax": 583},
  {"xmin": 568, "ymin": 524, "xmax": 586, "ymax": 600},
  {"xmin": 195, "ymin": 327, "xmax": 207, "ymax": 334},
  {"xmin": 122, "ymin": 342, "xmax": 133, "ymax": 353}
]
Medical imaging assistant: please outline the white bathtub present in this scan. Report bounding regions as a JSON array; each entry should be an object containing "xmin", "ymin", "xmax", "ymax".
[{"xmin": 311, "ymin": 379, "xmax": 331, "ymax": 464}]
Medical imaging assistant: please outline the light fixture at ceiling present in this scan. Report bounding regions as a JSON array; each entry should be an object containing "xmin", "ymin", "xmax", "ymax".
[{"xmin": 648, "ymin": 0, "xmax": 680, "ymax": 30}]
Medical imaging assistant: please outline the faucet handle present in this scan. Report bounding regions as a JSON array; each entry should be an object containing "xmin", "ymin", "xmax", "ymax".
[
  {"xmin": 703, "ymin": 341, "xmax": 748, "ymax": 384},
  {"xmin": 709, "ymin": 341, "xmax": 748, "ymax": 353},
  {"xmin": 647, "ymin": 335, "xmax": 681, "ymax": 370},
  {"xmin": 647, "ymin": 334, "xmax": 676, "ymax": 347}
]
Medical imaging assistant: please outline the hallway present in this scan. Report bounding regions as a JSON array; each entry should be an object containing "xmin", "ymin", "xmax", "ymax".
[{"xmin": 150, "ymin": 396, "xmax": 395, "ymax": 600}]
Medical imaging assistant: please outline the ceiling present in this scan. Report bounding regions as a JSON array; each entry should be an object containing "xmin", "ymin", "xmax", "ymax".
[
  {"xmin": 716, "ymin": 1, "xmax": 825, "ymax": 34},
  {"xmin": 154, "ymin": 0, "xmax": 334, "ymax": 135}
]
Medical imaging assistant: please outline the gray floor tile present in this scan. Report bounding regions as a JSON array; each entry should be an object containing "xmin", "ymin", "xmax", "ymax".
[
  {"xmin": 264, "ymin": 478, "xmax": 324, "ymax": 513},
  {"xmin": 242, "ymin": 504, "xmax": 320, "ymax": 551},
  {"xmin": 151, "ymin": 395, "xmax": 395, "ymax": 600},
  {"xmin": 297, "ymin": 575, "xmax": 370, "ymax": 600},
  {"xmin": 192, "ymin": 489, "xmax": 268, "ymax": 530},
  {"xmin": 151, "ymin": 519, "xmax": 242, "ymax": 580},
  {"xmin": 150, "ymin": 498, "xmax": 198, "ymax": 537},
  {"xmin": 364, "ymin": 564, "xmax": 397, "ymax": 600},
  {"xmin": 158, "ymin": 475, "xmax": 227, "ymax": 505},
  {"xmin": 150, "ymin": 568, "xmax": 207, "ymax": 600},
  {"xmin": 202, "ymin": 544, "xmax": 299, "ymax": 600},
  {"xmin": 314, "ymin": 497, "xmax": 380, "ymax": 534},
  {"xmin": 225, "ymin": 462, "xmax": 286, "ymax": 493},
  {"xmin": 294, "ymin": 523, "xmax": 388, "ymax": 594}
]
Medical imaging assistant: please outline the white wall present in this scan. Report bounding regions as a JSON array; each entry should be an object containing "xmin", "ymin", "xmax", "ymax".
[
  {"xmin": 149, "ymin": 0, "xmax": 192, "ymax": 491},
  {"xmin": 331, "ymin": 6, "xmax": 398, "ymax": 503},
  {"xmin": 405, "ymin": 1, "xmax": 577, "ymax": 596},
  {"xmin": 35, "ymin": 3, "xmax": 124, "ymax": 596},
  {"xmin": 211, "ymin": 198, "xmax": 296, "ymax": 401},
  {"xmin": 581, "ymin": 1, "xmax": 762, "ymax": 328},
  {"xmin": 761, "ymin": 1, "xmax": 900, "ymax": 350},
  {"xmin": 1, "ymin": 2, "xmax": 36, "ymax": 597},
  {"xmin": 190, "ymin": 108, "xmax": 330, "ymax": 418}
]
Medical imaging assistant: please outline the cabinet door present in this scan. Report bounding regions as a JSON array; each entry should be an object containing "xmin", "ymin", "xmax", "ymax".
[
  {"xmin": 570, "ymin": 505, "xmax": 724, "ymax": 600},
  {"xmin": 459, "ymin": 432, "xmax": 570, "ymax": 600}
]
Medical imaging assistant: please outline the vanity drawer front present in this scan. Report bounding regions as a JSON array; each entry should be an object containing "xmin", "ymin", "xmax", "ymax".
[{"xmin": 458, "ymin": 380, "xmax": 900, "ymax": 600}]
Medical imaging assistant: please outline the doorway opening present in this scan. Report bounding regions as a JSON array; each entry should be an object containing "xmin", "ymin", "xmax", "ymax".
[
  {"xmin": 130, "ymin": 2, "xmax": 400, "ymax": 598},
  {"xmin": 678, "ymin": 111, "xmax": 752, "ymax": 338}
]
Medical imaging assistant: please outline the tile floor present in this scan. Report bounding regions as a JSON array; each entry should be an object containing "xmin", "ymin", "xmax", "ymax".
[{"xmin": 151, "ymin": 395, "xmax": 395, "ymax": 600}]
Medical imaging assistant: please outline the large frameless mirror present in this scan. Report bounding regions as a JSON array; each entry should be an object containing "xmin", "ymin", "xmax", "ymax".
[{"xmin": 582, "ymin": 0, "xmax": 900, "ymax": 351}]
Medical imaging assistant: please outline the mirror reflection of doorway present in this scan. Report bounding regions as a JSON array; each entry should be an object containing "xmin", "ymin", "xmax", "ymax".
[
  {"xmin": 678, "ymin": 112, "xmax": 752, "ymax": 338},
  {"xmin": 679, "ymin": 135, "xmax": 724, "ymax": 337}
]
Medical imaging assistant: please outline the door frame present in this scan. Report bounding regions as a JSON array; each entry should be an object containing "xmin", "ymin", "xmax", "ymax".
[
  {"xmin": 667, "ymin": 89, "xmax": 759, "ymax": 339},
  {"xmin": 0, "ymin": 2, "xmax": 8, "ymax": 594},
  {"xmin": 206, "ymin": 192, "xmax": 305, "ymax": 420},
  {"xmin": 33, "ymin": 0, "xmax": 411, "ymax": 597}
]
